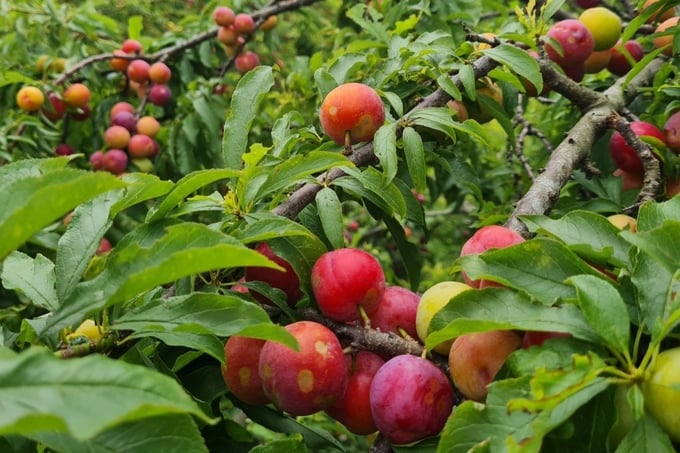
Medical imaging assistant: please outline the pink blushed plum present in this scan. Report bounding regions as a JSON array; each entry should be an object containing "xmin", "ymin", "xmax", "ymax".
[
  {"xmin": 459, "ymin": 225, "xmax": 525, "ymax": 288},
  {"xmin": 368, "ymin": 286, "xmax": 419, "ymax": 339},
  {"xmin": 311, "ymin": 248, "xmax": 386, "ymax": 322},
  {"xmin": 244, "ymin": 242, "xmax": 303, "ymax": 306},
  {"xmin": 369, "ymin": 354, "xmax": 454, "ymax": 445}
]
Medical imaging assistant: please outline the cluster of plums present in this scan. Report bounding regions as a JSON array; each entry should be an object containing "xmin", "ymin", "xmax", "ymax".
[
  {"xmin": 213, "ymin": 6, "xmax": 277, "ymax": 74},
  {"xmin": 221, "ymin": 225, "xmax": 570, "ymax": 444}
]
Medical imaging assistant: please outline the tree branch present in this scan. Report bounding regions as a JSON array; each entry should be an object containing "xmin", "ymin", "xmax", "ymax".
[
  {"xmin": 273, "ymin": 55, "xmax": 500, "ymax": 219},
  {"xmin": 505, "ymin": 58, "xmax": 665, "ymax": 236}
]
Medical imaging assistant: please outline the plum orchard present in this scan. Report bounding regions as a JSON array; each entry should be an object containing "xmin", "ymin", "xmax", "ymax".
[{"xmin": 3, "ymin": 0, "xmax": 680, "ymax": 452}]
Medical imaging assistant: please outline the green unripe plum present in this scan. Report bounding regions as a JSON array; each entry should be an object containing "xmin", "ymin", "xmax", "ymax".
[
  {"xmin": 579, "ymin": 7, "xmax": 622, "ymax": 51},
  {"xmin": 415, "ymin": 281, "xmax": 471, "ymax": 355},
  {"xmin": 642, "ymin": 347, "xmax": 680, "ymax": 442}
]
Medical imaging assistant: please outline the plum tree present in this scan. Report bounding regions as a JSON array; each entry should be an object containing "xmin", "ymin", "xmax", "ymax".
[{"xmin": 259, "ymin": 321, "xmax": 347, "ymax": 416}]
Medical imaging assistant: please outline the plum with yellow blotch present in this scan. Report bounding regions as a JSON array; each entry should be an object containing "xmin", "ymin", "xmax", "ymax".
[
  {"xmin": 258, "ymin": 321, "xmax": 347, "ymax": 416},
  {"xmin": 642, "ymin": 347, "xmax": 680, "ymax": 442},
  {"xmin": 369, "ymin": 354, "xmax": 453, "ymax": 445},
  {"xmin": 16, "ymin": 86, "xmax": 45, "ymax": 112},
  {"xmin": 319, "ymin": 83, "xmax": 385, "ymax": 146},
  {"xmin": 222, "ymin": 335, "xmax": 269, "ymax": 405},
  {"xmin": 245, "ymin": 242, "xmax": 303, "ymax": 307},
  {"xmin": 311, "ymin": 247, "xmax": 385, "ymax": 322},
  {"xmin": 63, "ymin": 83, "xmax": 91, "ymax": 108},
  {"xmin": 448, "ymin": 329, "xmax": 523, "ymax": 401},
  {"xmin": 415, "ymin": 281, "xmax": 472, "ymax": 355}
]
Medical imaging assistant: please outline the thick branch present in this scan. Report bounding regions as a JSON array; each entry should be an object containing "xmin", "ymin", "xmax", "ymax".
[
  {"xmin": 505, "ymin": 58, "xmax": 665, "ymax": 236},
  {"xmin": 273, "ymin": 56, "xmax": 500, "ymax": 219}
]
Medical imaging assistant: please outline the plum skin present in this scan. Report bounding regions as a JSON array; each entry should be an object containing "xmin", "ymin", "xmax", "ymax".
[
  {"xmin": 369, "ymin": 354, "xmax": 454, "ymax": 445},
  {"xmin": 319, "ymin": 83, "xmax": 385, "ymax": 145},
  {"xmin": 258, "ymin": 321, "xmax": 348, "ymax": 416}
]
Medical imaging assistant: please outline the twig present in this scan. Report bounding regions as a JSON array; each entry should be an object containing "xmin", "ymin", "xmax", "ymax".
[
  {"xmin": 273, "ymin": 55, "xmax": 500, "ymax": 219},
  {"xmin": 505, "ymin": 57, "xmax": 665, "ymax": 236}
]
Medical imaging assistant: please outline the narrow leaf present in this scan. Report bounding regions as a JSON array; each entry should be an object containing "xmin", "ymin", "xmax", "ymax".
[
  {"xmin": 43, "ymin": 222, "xmax": 283, "ymax": 340},
  {"xmin": 373, "ymin": 123, "xmax": 398, "ymax": 186},
  {"xmin": 402, "ymin": 126, "xmax": 427, "ymax": 193},
  {"xmin": 334, "ymin": 166, "xmax": 407, "ymax": 218},
  {"xmin": 146, "ymin": 168, "xmax": 240, "ymax": 223},
  {"xmin": 223, "ymin": 66, "xmax": 275, "ymax": 169},
  {"xmin": 567, "ymin": 275, "xmax": 630, "ymax": 357},
  {"xmin": 484, "ymin": 45, "xmax": 542, "ymax": 95},
  {"xmin": 316, "ymin": 187, "xmax": 345, "ymax": 249},
  {"xmin": 457, "ymin": 238, "xmax": 601, "ymax": 305},
  {"xmin": 615, "ymin": 414, "xmax": 676, "ymax": 453}
]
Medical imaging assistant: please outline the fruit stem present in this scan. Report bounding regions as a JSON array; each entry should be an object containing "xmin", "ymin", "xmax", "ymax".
[
  {"xmin": 343, "ymin": 130, "xmax": 353, "ymax": 155},
  {"xmin": 358, "ymin": 305, "xmax": 371, "ymax": 329}
]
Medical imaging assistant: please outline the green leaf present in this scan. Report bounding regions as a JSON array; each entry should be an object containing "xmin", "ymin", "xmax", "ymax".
[
  {"xmin": 427, "ymin": 288, "xmax": 600, "ymax": 349},
  {"xmin": 56, "ymin": 190, "xmax": 124, "ymax": 303},
  {"xmin": 459, "ymin": 64, "xmax": 476, "ymax": 100},
  {"xmin": 0, "ymin": 348, "xmax": 212, "ymax": 439},
  {"xmin": 334, "ymin": 166, "xmax": 407, "ymax": 218},
  {"xmin": 243, "ymin": 151, "xmax": 349, "ymax": 209},
  {"xmin": 112, "ymin": 293, "xmax": 296, "ymax": 352},
  {"xmin": 113, "ymin": 172, "xmax": 174, "ymax": 216},
  {"xmin": 127, "ymin": 15, "xmax": 144, "ymax": 40},
  {"xmin": 622, "ymin": 221, "xmax": 680, "ymax": 272},
  {"xmin": 236, "ymin": 213, "xmax": 324, "ymax": 245},
  {"xmin": 43, "ymin": 222, "xmax": 283, "ymax": 341},
  {"xmin": 249, "ymin": 434, "xmax": 309, "ymax": 453},
  {"xmin": 630, "ymin": 250, "xmax": 676, "ymax": 335},
  {"xmin": 234, "ymin": 403, "xmax": 344, "ymax": 451},
  {"xmin": 522, "ymin": 211, "xmax": 632, "ymax": 268},
  {"xmin": 402, "ymin": 126, "xmax": 427, "ymax": 193},
  {"xmin": 0, "ymin": 167, "xmax": 125, "ymax": 261},
  {"xmin": 127, "ymin": 331, "xmax": 226, "ymax": 363},
  {"xmin": 146, "ymin": 168, "xmax": 240, "ymax": 223},
  {"xmin": 437, "ymin": 378, "xmax": 535, "ymax": 453},
  {"xmin": 458, "ymin": 238, "xmax": 601, "ymax": 305},
  {"xmin": 315, "ymin": 187, "xmax": 344, "ymax": 249},
  {"xmin": 484, "ymin": 45, "xmax": 542, "ymax": 95},
  {"xmin": 373, "ymin": 123, "xmax": 398, "ymax": 186},
  {"xmin": 223, "ymin": 66, "xmax": 275, "ymax": 169},
  {"xmin": 636, "ymin": 196, "xmax": 680, "ymax": 231},
  {"xmin": 1, "ymin": 252, "xmax": 57, "ymax": 311},
  {"xmin": 29, "ymin": 414, "xmax": 208, "ymax": 453},
  {"xmin": 615, "ymin": 415, "xmax": 676, "ymax": 453},
  {"xmin": 409, "ymin": 107, "xmax": 457, "ymax": 142},
  {"xmin": 567, "ymin": 275, "xmax": 630, "ymax": 358}
]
